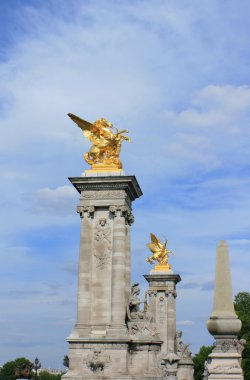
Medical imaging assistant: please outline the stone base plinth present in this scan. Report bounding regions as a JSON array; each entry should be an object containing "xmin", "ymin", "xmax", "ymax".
[
  {"xmin": 207, "ymin": 337, "xmax": 244, "ymax": 380},
  {"xmin": 62, "ymin": 337, "xmax": 163, "ymax": 380}
]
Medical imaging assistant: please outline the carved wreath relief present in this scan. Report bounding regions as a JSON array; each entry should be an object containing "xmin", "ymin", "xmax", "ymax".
[
  {"xmin": 84, "ymin": 349, "xmax": 111, "ymax": 373},
  {"xmin": 93, "ymin": 218, "xmax": 112, "ymax": 270}
]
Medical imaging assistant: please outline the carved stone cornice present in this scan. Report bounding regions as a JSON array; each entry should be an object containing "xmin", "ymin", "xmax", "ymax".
[
  {"xmin": 77, "ymin": 206, "xmax": 95, "ymax": 218},
  {"xmin": 68, "ymin": 175, "xmax": 143, "ymax": 202},
  {"xmin": 144, "ymin": 274, "xmax": 181, "ymax": 286}
]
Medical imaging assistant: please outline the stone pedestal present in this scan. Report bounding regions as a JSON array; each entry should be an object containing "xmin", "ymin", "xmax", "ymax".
[
  {"xmin": 63, "ymin": 175, "xmax": 143, "ymax": 380},
  {"xmin": 205, "ymin": 337, "xmax": 244, "ymax": 380},
  {"xmin": 144, "ymin": 273, "xmax": 181, "ymax": 356}
]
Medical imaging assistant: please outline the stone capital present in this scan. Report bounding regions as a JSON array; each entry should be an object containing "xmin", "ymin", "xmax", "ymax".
[
  {"xmin": 77, "ymin": 205, "xmax": 95, "ymax": 218},
  {"xmin": 109, "ymin": 205, "xmax": 134, "ymax": 225},
  {"xmin": 165, "ymin": 290, "xmax": 177, "ymax": 298}
]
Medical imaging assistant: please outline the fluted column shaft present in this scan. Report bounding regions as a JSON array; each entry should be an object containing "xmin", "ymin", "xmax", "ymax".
[
  {"xmin": 111, "ymin": 212, "xmax": 127, "ymax": 327},
  {"xmin": 76, "ymin": 207, "xmax": 94, "ymax": 329}
]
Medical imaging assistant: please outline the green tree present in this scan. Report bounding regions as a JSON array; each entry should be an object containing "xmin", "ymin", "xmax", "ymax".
[
  {"xmin": 0, "ymin": 357, "xmax": 32, "ymax": 380},
  {"xmin": 235, "ymin": 291, "xmax": 250, "ymax": 380},
  {"xmin": 193, "ymin": 345, "xmax": 213, "ymax": 380},
  {"xmin": 38, "ymin": 370, "xmax": 62, "ymax": 380}
]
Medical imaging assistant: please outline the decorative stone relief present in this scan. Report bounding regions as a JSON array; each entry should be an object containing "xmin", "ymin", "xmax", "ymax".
[
  {"xmin": 81, "ymin": 190, "xmax": 127, "ymax": 200},
  {"xmin": 158, "ymin": 296, "xmax": 166, "ymax": 323},
  {"xmin": 84, "ymin": 349, "xmax": 111, "ymax": 373},
  {"xmin": 213, "ymin": 338, "xmax": 237, "ymax": 353},
  {"xmin": 221, "ymin": 340, "xmax": 230, "ymax": 352},
  {"xmin": 127, "ymin": 320, "xmax": 158, "ymax": 337},
  {"xmin": 77, "ymin": 205, "xmax": 95, "ymax": 218},
  {"xmin": 208, "ymin": 363, "xmax": 241, "ymax": 374},
  {"xmin": 82, "ymin": 343, "xmax": 127, "ymax": 349},
  {"xmin": 233, "ymin": 338, "xmax": 246, "ymax": 356},
  {"xmin": 93, "ymin": 218, "xmax": 111, "ymax": 269}
]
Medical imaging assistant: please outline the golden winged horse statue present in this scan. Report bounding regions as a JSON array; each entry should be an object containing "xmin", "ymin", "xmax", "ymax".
[
  {"xmin": 68, "ymin": 113, "xmax": 130, "ymax": 171},
  {"xmin": 146, "ymin": 233, "xmax": 174, "ymax": 271}
]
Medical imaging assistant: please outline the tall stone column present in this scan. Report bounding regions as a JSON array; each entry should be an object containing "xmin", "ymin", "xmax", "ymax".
[
  {"xmin": 144, "ymin": 273, "xmax": 181, "ymax": 355},
  {"xmin": 75, "ymin": 206, "xmax": 95, "ymax": 334},
  {"xmin": 64, "ymin": 174, "xmax": 142, "ymax": 380},
  {"xmin": 206, "ymin": 240, "xmax": 244, "ymax": 380}
]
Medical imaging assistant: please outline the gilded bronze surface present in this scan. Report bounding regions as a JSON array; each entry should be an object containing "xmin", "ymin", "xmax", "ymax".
[
  {"xmin": 68, "ymin": 113, "xmax": 130, "ymax": 171},
  {"xmin": 146, "ymin": 233, "xmax": 173, "ymax": 270}
]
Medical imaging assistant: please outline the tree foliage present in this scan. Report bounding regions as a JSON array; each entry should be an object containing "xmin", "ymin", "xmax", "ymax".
[
  {"xmin": 193, "ymin": 345, "xmax": 213, "ymax": 380},
  {"xmin": 0, "ymin": 357, "xmax": 32, "ymax": 380},
  {"xmin": 234, "ymin": 291, "xmax": 250, "ymax": 380},
  {"xmin": 38, "ymin": 370, "xmax": 62, "ymax": 380}
]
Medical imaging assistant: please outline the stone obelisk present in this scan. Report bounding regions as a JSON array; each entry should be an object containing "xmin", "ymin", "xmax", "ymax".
[{"xmin": 206, "ymin": 240, "xmax": 244, "ymax": 380}]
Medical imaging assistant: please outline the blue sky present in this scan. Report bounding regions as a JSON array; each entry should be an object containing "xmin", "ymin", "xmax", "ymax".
[{"xmin": 1, "ymin": 0, "xmax": 250, "ymax": 369}]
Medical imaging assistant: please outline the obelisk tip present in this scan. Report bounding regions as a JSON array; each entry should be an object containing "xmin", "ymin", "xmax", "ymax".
[{"xmin": 218, "ymin": 240, "xmax": 227, "ymax": 247}]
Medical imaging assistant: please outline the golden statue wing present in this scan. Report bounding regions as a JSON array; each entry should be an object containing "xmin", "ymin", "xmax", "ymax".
[
  {"xmin": 68, "ymin": 113, "xmax": 101, "ymax": 145},
  {"xmin": 147, "ymin": 233, "xmax": 163, "ymax": 254},
  {"xmin": 147, "ymin": 233, "xmax": 167, "ymax": 253}
]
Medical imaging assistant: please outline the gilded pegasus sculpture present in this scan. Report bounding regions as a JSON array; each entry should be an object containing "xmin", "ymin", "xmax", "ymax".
[
  {"xmin": 68, "ymin": 113, "xmax": 130, "ymax": 171},
  {"xmin": 146, "ymin": 233, "xmax": 174, "ymax": 271}
]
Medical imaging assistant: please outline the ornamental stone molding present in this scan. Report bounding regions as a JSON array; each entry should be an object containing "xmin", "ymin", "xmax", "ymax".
[{"xmin": 80, "ymin": 189, "xmax": 127, "ymax": 200}]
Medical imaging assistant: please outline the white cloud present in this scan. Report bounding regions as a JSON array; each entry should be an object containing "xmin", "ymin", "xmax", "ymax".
[
  {"xmin": 165, "ymin": 85, "xmax": 250, "ymax": 128},
  {"xmin": 176, "ymin": 320, "xmax": 194, "ymax": 326},
  {"xmin": 24, "ymin": 186, "xmax": 77, "ymax": 215}
]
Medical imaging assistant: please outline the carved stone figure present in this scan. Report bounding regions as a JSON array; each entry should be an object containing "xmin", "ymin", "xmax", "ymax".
[
  {"xmin": 93, "ymin": 218, "xmax": 111, "ymax": 269},
  {"xmin": 127, "ymin": 283, "xmax": 152, "ymax": 322},
  {"xmin": 68, "ymin": 113, "xmax": 130, "ymax": 170},
  {"xmin": 126, "ymin": 283, "xmax": 157, "ymax": 336},
  {"xmin": 175, "ymin": 330, "xmax": 192, "ymax": 358}
]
